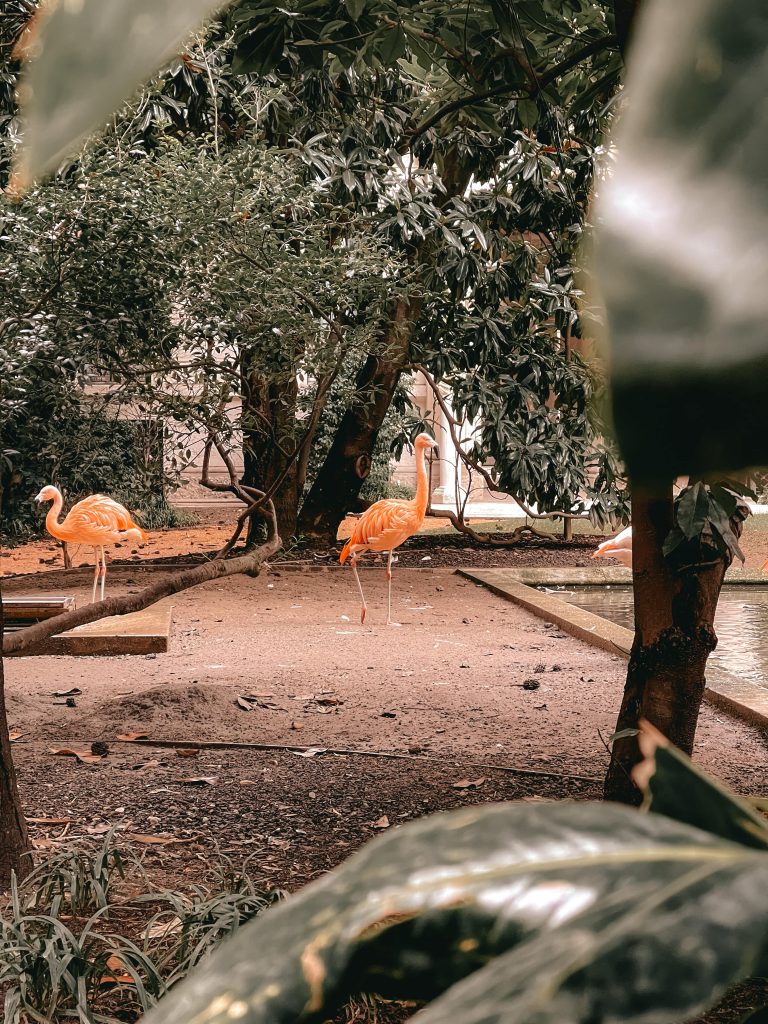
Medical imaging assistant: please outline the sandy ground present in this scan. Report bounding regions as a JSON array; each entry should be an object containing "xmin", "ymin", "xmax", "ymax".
[{"xmin": 4, "ymin": 567, "xmax": 768, "ymax": 792}]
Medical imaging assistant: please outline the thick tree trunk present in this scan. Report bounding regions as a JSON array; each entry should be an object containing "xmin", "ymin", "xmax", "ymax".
[
  {"xmin": 242, "ymin": 375, "xmax": 301, "ymax": 543},
  {"xmin": 297, "ymin": 296, "xmax": 421, "ymax": 544},
  {"xmin": 603, "ymin": 486, "xmax": 740, "ymax": 804},
  {"xmin": 0, "ymin": 583, "xmax": 31, "ymax": 887}
]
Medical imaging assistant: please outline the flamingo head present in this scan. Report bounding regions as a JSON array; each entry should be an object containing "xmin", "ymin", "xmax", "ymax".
[
  {"xmin": 415, "ymin": 432, "xmax": 439, "ymax": 455},
  {"xmin": 34, "ymin": 485, "xmax": 58, "ymax": 504}
]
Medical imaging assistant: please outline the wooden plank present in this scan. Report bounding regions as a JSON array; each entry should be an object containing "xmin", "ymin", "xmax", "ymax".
[
  {"xmin": 11, "ymin": 604, "xmax": 173, "ymax": 657},
  {"xmin": 2, "ymin": 596, "xmax": 76, "ymax": 620}
]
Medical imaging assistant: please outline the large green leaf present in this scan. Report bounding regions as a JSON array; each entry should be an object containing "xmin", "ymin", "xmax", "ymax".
[
  {"xmin": 142, "ymin": 800, "xmax": 768, "ymax": 1024},
  {"xmin": 15, "ymin": 0, "xmax": 230, "ymax": 186},
  {"xmin": 637, "ymin": 724, "xmax": 768, "ymax": 850},
  {"xmin": 597, "ymin": 0, "xmax": 768, "ymax": 480}
]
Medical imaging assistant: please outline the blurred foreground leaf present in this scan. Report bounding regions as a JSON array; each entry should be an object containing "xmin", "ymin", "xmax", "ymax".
[
  {"xmin": 597, "ymin": 1, "xmax": 768, "ymax": 480},
  {"xmin": 143, "ymin": 799, "xmax": 768, "ymax": 1024},
  {"xmin": 14, "ymin": 0, "xmax": 230, "ymax": 186}
]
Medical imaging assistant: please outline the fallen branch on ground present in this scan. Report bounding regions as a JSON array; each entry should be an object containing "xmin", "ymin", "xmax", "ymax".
[
  {"xmin": 3, "ymin": 530, "xmax": 281, "ymax": 656},
  {"xmin": 104, "ymin": 737, "xmax": 600, "ymax": 783}
]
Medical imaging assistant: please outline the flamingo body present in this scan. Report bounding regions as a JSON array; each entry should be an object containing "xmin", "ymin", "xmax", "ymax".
[
  {"xmin": 592, "ymin": 525, "xmax": 632, "ymax": 568},
  {"xmin": 35, "ymin": 486, "xmax": 147, "ymax": 602},
  {"xmin": 340, "ymin": 432, "xmax": 438, "ymax": 624}
]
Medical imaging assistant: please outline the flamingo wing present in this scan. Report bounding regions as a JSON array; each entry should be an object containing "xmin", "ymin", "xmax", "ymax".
[
  {"xmin": 66, "ymin": 494, "xmax": 146, "ymax": 540},
  {"xmin": 341, "ymin": 499, "xmax": 417, "ymax": 561}
]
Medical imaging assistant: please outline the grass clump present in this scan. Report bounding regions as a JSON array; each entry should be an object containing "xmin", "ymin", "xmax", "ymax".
[{"xmin": 0, "ymin": 836, "xmax": 281, "ymax": 1023}]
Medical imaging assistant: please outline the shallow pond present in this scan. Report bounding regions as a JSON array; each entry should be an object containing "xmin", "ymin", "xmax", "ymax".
[{"xmin": 544, "ymin": 585, "xmax": 768, "ymax": 687}]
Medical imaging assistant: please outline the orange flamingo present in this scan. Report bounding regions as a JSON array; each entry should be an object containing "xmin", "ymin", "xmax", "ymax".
[
  {"xmin": 592, "ymin": 525, "xmax": 632, "ymax": 568},
  {"xmin": 339, "ymin": 432, "xmax": 439, "ymax": 625},
  {"xmin": 35, "ymin": 486, "xmax": 147, "ymax": 602}
]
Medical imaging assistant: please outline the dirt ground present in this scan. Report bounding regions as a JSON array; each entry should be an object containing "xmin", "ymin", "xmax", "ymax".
[
  {"xmin": 4, "ymin": 541, "xmax": 768, "ymax": 1020},
  {"xmin": 4, "ymin": 563, "xmax": 768, "ymax": 880}
]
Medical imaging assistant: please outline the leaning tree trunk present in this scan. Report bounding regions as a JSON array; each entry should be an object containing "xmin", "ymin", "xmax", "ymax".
[
  {"xmin": 0, "ymin": 581, "xmax": 31, "ymax": 887},
  {"xmin": 603, "ymin": 486, "xmax": 742, "ymax": 804},
  {"xmin": 297, "ymin": 296, "xmax": 421, "ymax": 545}
]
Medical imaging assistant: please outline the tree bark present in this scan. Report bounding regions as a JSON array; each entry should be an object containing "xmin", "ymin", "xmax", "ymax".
[
  {"xmin": 242, "ymin": 373, "xmax": 302, "ymax": 543},
  {"xmin": 603, "ymin": 486, "xmax": 741, "ymax": 804},
  {"xmin": 0, "ymin": 580, "xmax": 31, "ymax": 887},
  {"xmin": 296, "ymin": 295, "xmax": 421, "ymax": 544}
]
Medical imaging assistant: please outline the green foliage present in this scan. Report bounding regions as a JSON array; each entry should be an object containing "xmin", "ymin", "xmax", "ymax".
[
  {"xmin": 142, "ymin": 739, "xmax": 768, "ymax": 1024},
  {"xmin": 597, "ymin": 0, "xmax": 768, "ymax": 482},
  {"xmin": 0, "ymin": 836, "xmax": 280, "ymax": 1024},
  {"xmin": 663, "ymin": 479, "xmax": 754, "ymax": 566}
]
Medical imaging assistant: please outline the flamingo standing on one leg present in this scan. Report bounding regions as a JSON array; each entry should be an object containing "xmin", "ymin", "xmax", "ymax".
[
  {"xmin": 339, "ymin": 432, "xmax": 439, "ymax": 625},
  {"xmin": 35, "ymin": 486, "xmax": 147, "ymax": 602},
  {"xmin": 592, "ymin": 525, "xmax": 632, "ymax": 568}
]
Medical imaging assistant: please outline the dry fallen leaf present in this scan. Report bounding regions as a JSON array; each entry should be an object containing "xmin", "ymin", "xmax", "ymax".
[
  {"xmin": 145, "ymin": 916, "xmax": 182, "ymax": 940},
  {"xmin": 123, "ymin": 833, "xmax": 184, "ymax": 845},
  {"xmin": 175, "ymin": 748, "xmax": 200, "ymax": 758},
  {"xmin": 373, "ymin": 815, "xmax": 390, "ymax": 830},
  {"xmin": 117, "ymin": 732, "xmax": 149, "ymax": 742},
  {"xmin": 49, "ymin": 747, "xmax": 102, "ymax": 765},
  {"xmin": 52, "ymin": 687, "xmax": 82, "ymax": 697},
  {"xmin": 290, "ymin": 748, "xmax": 326, "ymax": 759},
  {"xmin": 451, "ymin": 777, "xmax": 487, "ymax": 790},
  {"xmin": 236, "ymin": 697, "xmax": 254, "ymax": 712},
  {"xmin": 239, "ymin": 779, "xmax": 257, "ymax": 786},
  {"xmin": 9, "ymin": 730, "xmax": 22, "ymax": 742},
  {"xmin": 180, "ymin": 776, "xmax": 217, "ymax": 786},
  {"xmin": 26, "ymin": 816, "xmax": 72, "ymax": 825},
  {"xmin": 134, "ymin": 759, "xmax": 161, "ymax": 772},
  {"xmin": 86, "ymin": 823, "xmax": 112, "ymax": 836}
]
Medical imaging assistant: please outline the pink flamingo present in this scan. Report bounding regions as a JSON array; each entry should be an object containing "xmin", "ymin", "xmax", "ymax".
[
  {"xmin": 592, "ymin": 525, "xmax": 632, "ymax": 568},
  {"xmin": 35, "ymin": 486, "xmax": 147, "ymax": 602},
  {"xmin": 339, "ymin": 432, "xmax": 439, "ymax": 625}
]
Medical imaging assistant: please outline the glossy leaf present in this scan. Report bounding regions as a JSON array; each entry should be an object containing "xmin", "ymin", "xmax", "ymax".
[
  {"xmin": 15, "ymin": 0, "xmax": 229, "ymax": 186},
  {"xmin": 598, "ymin": 0, "xmax": 768, "ymax": 480},
  {"xmin": 638, "ymin": 723, "xmax": 768, "ymax": 850},
  {"xmin": 142, "ymin": 800, "xmax": 768, "ymax": 1024}
]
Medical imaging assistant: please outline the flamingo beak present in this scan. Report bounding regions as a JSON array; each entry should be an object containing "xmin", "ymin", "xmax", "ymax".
[{"xmin": 34, "ymin": 491, "xmax": 44, "ymax": 503}]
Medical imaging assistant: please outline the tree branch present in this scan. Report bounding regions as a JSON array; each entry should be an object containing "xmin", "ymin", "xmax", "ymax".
[
  {"xmin": 3, "ymin": 530, "xmax": 281, "ymax": 657},
  {"xmin": 408, "ymin": 33, "xmax": 619, "ymax": 143},
  {"xmin": 414, "ymin": 362, "xmax": 589, "ymax": 522}
]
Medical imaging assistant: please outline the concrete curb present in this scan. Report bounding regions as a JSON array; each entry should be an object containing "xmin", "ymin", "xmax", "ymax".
[{"xmin": 459, "ymin": 568, "xmax": 768, "ymax": 731}]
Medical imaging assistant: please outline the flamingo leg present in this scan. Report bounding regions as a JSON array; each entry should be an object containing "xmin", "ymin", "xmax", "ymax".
[
  {"xmin": 100, "ymin": 546, "xmax": 107, "ymax": 601},
  {"xmin": 351, "ymin": 555, "xmax": 367, "ymax": 624},
  {"xmin": 89, "ymin": 548, "xmax": 99, "ymax": 603},
  {"xmin": 386, "ymin": 550, "xmax": 400, "ymax": 626}
]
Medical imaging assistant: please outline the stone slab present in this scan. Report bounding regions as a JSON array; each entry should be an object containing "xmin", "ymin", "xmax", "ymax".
[
  {"xmin": 19, "ymin": 605, "xmax": 172, "ymax": 657},
  {"xmin": 506, "ymin": 566, "xmax": 767, "ymax": 587},
  {"xmin": 459, "ymin": 568, "xmax": 768, "ymax": 731}
]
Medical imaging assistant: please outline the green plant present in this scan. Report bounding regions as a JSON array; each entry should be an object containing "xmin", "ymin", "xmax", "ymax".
[
  {"xmin": 138, "ymin": 733, "xmax": 768, "ymax": 1024},
  {"xmin": 0, "ymin": 837, "xmax": 280, "ymax": 1024}
]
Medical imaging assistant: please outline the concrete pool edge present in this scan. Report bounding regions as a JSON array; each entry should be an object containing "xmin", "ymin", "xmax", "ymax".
[{"xmin": 458, "ymin": 568, "xmax": 768, "ymax": 731}]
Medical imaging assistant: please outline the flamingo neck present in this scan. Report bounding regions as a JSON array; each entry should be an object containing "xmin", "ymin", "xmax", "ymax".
[
  {"xmin": 45, "ymin": 488, "xmax": 66, "ymax": 540},
  {"xmin": 414, "ymin": 445, "xmax": 431, "ymax": 519}
]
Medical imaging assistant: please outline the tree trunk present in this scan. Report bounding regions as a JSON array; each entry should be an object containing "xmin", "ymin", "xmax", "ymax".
[
  {"xmin": 0, "ymin": 583, "xmax": 31, "ymax": 887},
  {"xmin": 297, "ymin": 295, "xmax": 421, "ymax": 544},
  {"xmin": 603, "ymin": 485, "xmax": 740, "ymax": 804},
  {"xmin": 242, "ymin": 375, "xmax": 301, "ymax": 543}
]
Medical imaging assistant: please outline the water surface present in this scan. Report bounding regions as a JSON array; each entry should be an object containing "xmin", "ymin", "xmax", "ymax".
[{"xmin": 545, "ymin": 585, "xmax": 768, "ymax": 687}]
